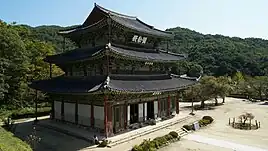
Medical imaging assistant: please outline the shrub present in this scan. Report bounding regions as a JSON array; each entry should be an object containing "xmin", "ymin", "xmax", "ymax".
[
  {"xmin": 132, "ymin": 132, "xmax": 180, "ymax": 151},
  {"xmin": 169, "ymin": 131, "xmax": 178, "ymax": 138},
  {"xmin": 153, "ymin": 136, "xmax": 167, "ymax": 147},
  {"xmin": 198, "ymin": 119, "xmax": 210, "ymax": 126},
  {"xmin": 202, "ymin": 116, "xmax": 213, "ymax": 123},
  {"xmin": 138, "ymin": 139, "xmax": 155, "ymax": 151},
  {"xmin": 164, "ymin": 134, "xmax": 173, "ymax": 141},
  {"xmin": 97, "ymin": 140, "xmax": 108, "ymax": 147},
  {"xmin": 183, "ymin": 124, "xmax": 193, "ymax": 131},
  {"xmin": 131, "ymin": 145, "xmax": 143, "ymax": 151}
]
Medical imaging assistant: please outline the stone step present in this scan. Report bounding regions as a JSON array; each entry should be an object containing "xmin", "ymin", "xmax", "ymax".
[{"xmin": 109, "ymin": 115, "xmax": 193, "ymax": 147}]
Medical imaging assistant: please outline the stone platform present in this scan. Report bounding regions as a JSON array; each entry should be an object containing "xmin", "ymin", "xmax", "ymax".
[{"xmin": 38, "ymin": 112, "xmax": 192, "ymax": 147}]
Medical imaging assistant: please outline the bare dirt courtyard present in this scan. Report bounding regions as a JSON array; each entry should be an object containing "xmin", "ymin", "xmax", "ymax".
[
  {"xmin": 158, "ymin": 97, "xmax": 268, "ymax": 151},
  {"xmin": 90, "ymin": 97, "xmax": 268, "ymax": 151}
]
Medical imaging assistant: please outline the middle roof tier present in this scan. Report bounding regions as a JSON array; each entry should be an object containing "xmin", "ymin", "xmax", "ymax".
[{"xmin": 44, "ymin": 43, "xmax": 186, "ymax": 64}]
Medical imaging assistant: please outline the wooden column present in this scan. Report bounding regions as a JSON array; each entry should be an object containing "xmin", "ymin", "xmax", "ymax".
[
  {"xmin": 51, "ymin": 99, "xmax": 55, "ymax": 119},
  {"xmin": 158, "ymin": 97, "xmax": 161, "ymax": 117},
  {"xmin": 35, "ymin": 90, "xmax": 38, "ymax": 122},
  {"xmin": 49, "ymin": 64, "xmax": 54, "ymax": 119},
  {"xmin": 176, "ymin": 93, "xmax": 179, "ymax": 114},
  {"xmin": 143, "ymin": 103, "xmax": 145, "ymax": 122},
  {"xmin": 91, "ymin": 102, "xmax": 94, "ymax": 127},
  {"xmin": 124, "ymin": 104, "xmax": 127, "ymax": 129},
  {"xmin": 167, "ymin": 95, "xmax": 171, "ymax": 116},
  {"xmin": 104, "ymin": 95, "xmax": 108, "ymax": 137},
  {"xmin": 61, "ymin": 100, "xmax": 64, "ymax": 121},
  {"xmin": 49, "ymin": 63, "xmax": 52, "ymax": 78},
  {"xmin": 75, "ymin": 100, "xmax": 78, "ymax": 124}
]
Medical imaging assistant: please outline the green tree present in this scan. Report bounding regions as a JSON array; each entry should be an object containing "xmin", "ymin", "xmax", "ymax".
[
  {"xmin": 0, "ymin": 22, "xmax": 29, "ymax": 107},
  {"xmin": 216, "ymin": 76, "xmax": 233, "ymax": 103},
  {"xmin": 247, "ymin": 76, "xmax": 268, "ymax": 101}
]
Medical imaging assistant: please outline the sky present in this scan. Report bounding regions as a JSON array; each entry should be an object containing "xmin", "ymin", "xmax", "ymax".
[{"xmin": 1, "ymin": 0, "xmax": 268, "ymax": 39}]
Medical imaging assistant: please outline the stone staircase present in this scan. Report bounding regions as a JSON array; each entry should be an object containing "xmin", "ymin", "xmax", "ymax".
[{"xmin": 108, "ymin": 115, "xmax": 194, "ymax": 147}]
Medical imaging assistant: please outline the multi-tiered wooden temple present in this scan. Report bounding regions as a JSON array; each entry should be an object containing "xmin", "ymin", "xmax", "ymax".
[{"xmin": 30, "ymin": 3, "xmax": 199, "ymax": 137}]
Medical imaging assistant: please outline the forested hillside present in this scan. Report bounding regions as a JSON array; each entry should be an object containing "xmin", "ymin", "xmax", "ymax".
[{"xmin": 167, "ymin": 27, "xmax": 268, "ymax": 76}]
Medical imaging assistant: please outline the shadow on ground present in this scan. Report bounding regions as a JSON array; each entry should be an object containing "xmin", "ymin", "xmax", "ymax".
[
  {"xmin": 10, "ymin": 120, "xmax": 92, "ymax": 151},
  {"xmin": 259, "ymin": 102, "xmax": 268, "ymax": 105},
  {"xmin": 181, "ymin": 102, "xmax": 224, "ymax": 111}
]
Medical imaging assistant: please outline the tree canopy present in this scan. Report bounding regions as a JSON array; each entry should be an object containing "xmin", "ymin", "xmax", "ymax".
[{"xmin": 167, "ymin": 27, "xmax": 268, "ymax": 76}]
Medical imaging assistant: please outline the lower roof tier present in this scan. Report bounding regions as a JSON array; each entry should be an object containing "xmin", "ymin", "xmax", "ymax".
[
  {"xmin": 29, "ymin": 74, "xmax": 198, "ymax": 94},
  {"xmin": 44, "ymin": 43, "xmax": 186, "ymax": 64}
]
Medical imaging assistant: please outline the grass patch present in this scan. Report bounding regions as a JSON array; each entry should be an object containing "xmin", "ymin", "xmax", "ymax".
[{"xmin": 0, "ymin": 127, "xmax": 32, "ymax": 151}]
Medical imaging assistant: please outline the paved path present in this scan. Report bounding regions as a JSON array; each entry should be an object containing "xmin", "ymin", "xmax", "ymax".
[
  {"xmin": 185, "ymin": 134, "xmax": 268, "ymax": 151},
  {"xmin": 0, "ymin": 116, "xmax": 49, "ymax": 126}
]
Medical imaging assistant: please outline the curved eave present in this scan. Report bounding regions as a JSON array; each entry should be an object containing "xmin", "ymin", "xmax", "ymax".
[
  {"xmin": 58, "ymin": 18, "xmax": 107, "ymax": 37},
  {"xmin": 29, "ymin": 74, "xmax": 198, "ymax": 94},
  {"xmin": 106, "ymin": 75, "xmax": 198, "ymax": 93},
  {"xmin": 43, "ymin": 44, "xmax": 186, "ymax": 65}
]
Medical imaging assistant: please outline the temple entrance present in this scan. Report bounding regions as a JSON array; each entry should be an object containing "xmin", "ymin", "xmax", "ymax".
[
  {"xmin": 147, "ymin": 101, "xmax": 154, "ymax": 120},
  {"xmin": 113, "ymin": 105, "xmax": 125, "ymax": 133},
  {"xmin": 130, "ymin": 104, "xmax": 138, "ymax": 124}
]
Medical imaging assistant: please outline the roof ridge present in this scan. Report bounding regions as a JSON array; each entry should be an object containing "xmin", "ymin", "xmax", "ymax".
[
  {"xmin": 59, "ymin": 18, "xmax": 106, "ymax": 34},
  {"xmin": 95, "ymin": 3, "xmax": 137, "ymax": 19}
]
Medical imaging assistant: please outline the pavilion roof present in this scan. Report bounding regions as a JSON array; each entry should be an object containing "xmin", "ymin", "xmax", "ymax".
[
  {"xmin": 44, "ymin": 43, "xmax": 186, "ymax": 64},
  {"xmin": 59, "ymin": 3, "xmax": 173, "ymax": 38},
  {"xmin": 29, "ymin": 74, "xmax": 198, "ymax": 94}
]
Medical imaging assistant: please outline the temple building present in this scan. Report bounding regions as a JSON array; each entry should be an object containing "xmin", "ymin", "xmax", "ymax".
[{"xmin": 30, "ymin": 3, "xmax": 199, "ymax": 137}]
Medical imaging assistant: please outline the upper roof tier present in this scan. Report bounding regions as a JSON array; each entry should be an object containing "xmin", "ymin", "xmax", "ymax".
[
  {"xmin": 44, "ymin": 43, "xmax": 186, "ymax": 64},
  {"xmin": 59, "ymin": 3, "xmax": 173, "ymax": 39}
]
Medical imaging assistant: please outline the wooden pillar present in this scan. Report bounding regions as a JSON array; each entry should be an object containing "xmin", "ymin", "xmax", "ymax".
[
  {"xmin": 167, "ymin": 95, "xmax": 171, "ymax": 116},
  {"xmin": 143, "ymin": 103, "xmax": 145, "ymax": 122},
  {"xmin": 49, "ymin": 64, "xmax": 54, "ymax": 120},
  {"xmin": 158, "ymin": 97, "xmax": 160, "ymax": 117},
  {"xmin": 104, "ymin": 95, "xmax": 108, "ymax": 137},
  {"xmin": 75, "ymin": 100, "xmax": 78, "ymax": 124},
  {"xmin": 91, "ymin": 102, "xmax": 94, "ymax": 127},
  {"xmin": 124, "ymin": 104, "xmax": 127, "ymax": 129},
  {"xmin": 49, "ymin": 63, "xmax": 52, "ymax": 78},
  {"xmin": 51, "ymin": 99, "xmax": 55, "ymax": 119},
  {"xmin": 61, "ymin": 100, "xmax": 64, "ymax": 121},
  {"xmin": 35, "ymin": 90, "xmax": 38, "ymax": 121},
  {"xmin": 176, "ymin": 92, "xmax": 179, "ymax": 114}
]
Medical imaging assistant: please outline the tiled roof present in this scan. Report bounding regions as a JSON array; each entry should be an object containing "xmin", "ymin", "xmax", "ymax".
[
  {"xmin": 44, "ymin": 44, "xmax": 185, "ymax": 64},
  {"xmin": 29, "ymin": 74, "xmax": 197, "ymax": 94},
  {"xmin": 59, "ymin": 4, "xmax": 173, "ymax": 38}
]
